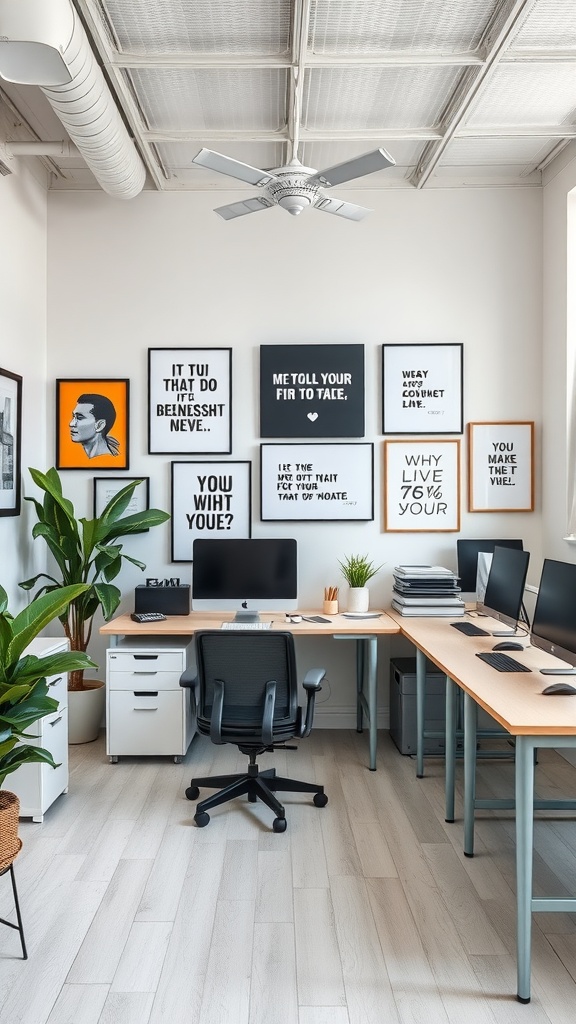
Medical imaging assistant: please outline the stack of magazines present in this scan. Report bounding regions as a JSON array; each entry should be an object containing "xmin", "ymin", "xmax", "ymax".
[{"xmin": 391, "ymin": 565, "xmax": 465, "ymax": 617}]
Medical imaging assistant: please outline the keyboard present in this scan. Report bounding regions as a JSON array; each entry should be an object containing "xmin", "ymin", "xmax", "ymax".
[
  {"xmin": 476, "ymin": 651, "xmax": 531, "ymax": 673},
  {"xmin": 451, "ymin": 621, "xmax": 490, "ymax": 637},
  {"xmin": 220, "ymin": 621, "xmax": 272, "ymax": 630}
]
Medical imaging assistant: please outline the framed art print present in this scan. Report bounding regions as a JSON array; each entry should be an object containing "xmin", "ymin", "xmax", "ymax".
[
  {"xmin": 171, "ymin": 460, "xmax": 251, "ymax": 562},
  {"xmin": 384, "ymin": 439, "xmax": 461, "ymax": 531},
  {"xmin": 56, "ymin": 379, "xmax": 129, "ymax": 470},
  {"xmin": 468, "ymin": 421, "xmax": 534, "ymax": 512},
  {"xmin": 260, "ymin": 443, "xmax": 374, "ymax": 521},
  {"xmin": 148, "ymin": 348, "xmax": 232, "ymax": 454},
  {"xmin": 93, "ymin": 476, "xmax": 150, "ymax": 519},
  {"xmin": 0, "ymin": 366, "xmax": 22, "ymax": 517},
  {"xmin": 382, "ymin": 343, "xmax": 463, "ymax": 434}
]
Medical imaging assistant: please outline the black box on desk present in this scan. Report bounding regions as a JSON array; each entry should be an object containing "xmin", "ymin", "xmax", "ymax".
[
  {"xmin": 389, "ymin": 657, "xmax": 447, "ymax": 756},
  {"xmin": 134, "ymin": 585, "xmax": 190, "ymax": 615}
]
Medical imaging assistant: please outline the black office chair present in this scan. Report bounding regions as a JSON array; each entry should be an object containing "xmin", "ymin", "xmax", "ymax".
[{"xmin": 180, "ymin": 630, "xmax": 328, "ymax": 832}]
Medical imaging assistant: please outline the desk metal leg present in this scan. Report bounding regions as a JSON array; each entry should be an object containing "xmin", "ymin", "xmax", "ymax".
[
  {"xmin": 416, "ymin": 647, "xmax": 426, "ymax": 778},
  {"xmin": 463, "ymin": 692, "xmax": 477, "ymax": 857},
  {"xmin": 515, "ymin": 736, "xmax": 535, "ymax": 1004},
  {"xmin": 334, "ymin": 634, "xmax": 378, "ymax": 771},
  {"xmin": 365, "ymin": 637, "xmax": 378, "ymax": 771},
  {"xmin": 356, "ymin": 640, "xmax": 365, "ymax": 733},
  {"xmin": 445, "ymin": 677, "xmax": 457, "ymax": 823}
]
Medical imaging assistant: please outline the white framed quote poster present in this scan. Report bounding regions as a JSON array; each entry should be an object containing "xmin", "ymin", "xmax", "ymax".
[
  {"xmin": 382, "ymin": 343, "xmax": 463, "ymax": 434},
  {"xmin": 260, "ymin": 443, "xmax": 374, "ymax": 521},
  {"xmin": 384, "ymin": 439, "xmax": 461, "ymax": 531},
  {"xmin": 171, "ymin": 461, "xmax": 251, "ymax": 562},
  {"xmin": 148, "ymin": 348, "xmax": 232, "ymax": 454},
  {"xmin": 468, "ymin": 422, "xmax": 534, "ymax": 512}
]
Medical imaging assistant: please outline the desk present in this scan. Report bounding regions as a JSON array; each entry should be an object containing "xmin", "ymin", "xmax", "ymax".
[
  {"xmin": 100, "ymin": 610, "xmax": 399, "ymax": 771},
  {"xmin": 390, "ymin": 611, "xmax": 576, "ymax": 1002}
]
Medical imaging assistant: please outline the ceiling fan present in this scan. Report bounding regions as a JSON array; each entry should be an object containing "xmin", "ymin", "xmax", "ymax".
[{"xmin": 192, "ymin": 146, "xmax": 396, "ymax": 221}]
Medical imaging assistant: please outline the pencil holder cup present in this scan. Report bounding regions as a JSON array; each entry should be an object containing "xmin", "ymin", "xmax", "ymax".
[{"xmin": 323, "ymin": 599, "xmax": 339, "ymax": 615}]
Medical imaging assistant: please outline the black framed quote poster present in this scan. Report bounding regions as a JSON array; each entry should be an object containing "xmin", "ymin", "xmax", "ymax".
[
  {"xmin": 260, "ymin": 344, "xmax": 365, "ymax": 437},
  {"xmin": 148, "ymin": 348, "xmax": 232, "ymax": 454},
  {"xmin": 382, "ymin": 343, "xmax": 463, "ymax": 434},
  {"xmin": 260, "ymin": 443, "xmax": 374, "ymax": 521},
  {"xmin": 468, "ymin": 422, "xmax": 534, "ymax": 512},
  {"xmin": 384, "ymin": 439, "xmax": 461, "ymax": 531},
  {"xmin": 171, "ymin": 461, "xmax": 251, "ymax": 562},
  {"xmin": 0, "ymin": 366, "xmax": 22, "ymax": 517}
]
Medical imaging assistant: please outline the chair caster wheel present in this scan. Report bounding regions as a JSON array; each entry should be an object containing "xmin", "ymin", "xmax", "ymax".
[
  {"xmin": 313, "ymin": 792, "xmax": 328, "ymax": 807},
  {"xmin": 273, "ymin": 817, "xmax": 287, "ymax": 833},
  {"xmin": 194, "ymin": 811, "xmax": 210, "ymax": 827},
  {"xmin": 186, "ymin": 786, "xmax": 200, "ymax": 801}
]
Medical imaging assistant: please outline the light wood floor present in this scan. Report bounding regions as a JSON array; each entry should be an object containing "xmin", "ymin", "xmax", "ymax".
[{"xmin": 2, "ymin": 730, "xmax": 576, "ymax": 1024}]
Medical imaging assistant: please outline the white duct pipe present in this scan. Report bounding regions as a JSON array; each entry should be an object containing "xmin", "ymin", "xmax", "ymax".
[{"xmin": 0, "ymin": 0, "xmax": 146, "ymax": 198}]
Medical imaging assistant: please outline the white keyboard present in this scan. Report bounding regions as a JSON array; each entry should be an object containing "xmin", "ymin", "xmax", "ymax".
[{"xmin": 220, "ymin": 621, "xmax": 272, "ymax": 630}]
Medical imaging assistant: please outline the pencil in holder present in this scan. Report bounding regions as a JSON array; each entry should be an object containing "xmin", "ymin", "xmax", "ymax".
[{"xmin": 323, "ymin": 599, "xmax": 339, "ymax": 615}]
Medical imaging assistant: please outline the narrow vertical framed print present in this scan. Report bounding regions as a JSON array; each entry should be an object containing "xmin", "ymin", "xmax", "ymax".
[
  {"xmin": 56, "ymin": 379, "xmax": 129, "ymax": 470},
  {"xmin": 468, "ymin": 421, "xmax": 534, "ymax": 512},
  {"xmin": 382, "ymin": 343, "xmax": 463, "ymax": 434},
  {"xmin": 0, "ymin": 366, "xmax": 22, "ymax": 517},
  {"xmin": 384, "ymin": 439, "xmax": 461, "ymax": 531},
  {"xmin": 148, "ymin": 348, "xmax": 232, "ymax": 454},
  {"xmin": 171, "ymin": 461, "xmax": 251, "ymax": 562}
]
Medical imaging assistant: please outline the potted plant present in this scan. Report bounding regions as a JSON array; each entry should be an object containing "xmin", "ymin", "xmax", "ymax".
[
  {"xmin": 0, "ymin": 583, "xmax": 95, "ymax": 870},
  {"xmin": 338, "ymin": 553, "xmax": 383, "ymax": 613},
  {"xmin": 19, "ymin": 467, "xmax": 170, "ymax": 743}
]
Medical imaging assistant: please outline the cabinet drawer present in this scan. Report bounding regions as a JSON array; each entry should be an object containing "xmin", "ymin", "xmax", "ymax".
[
  {"xmin": 45, "ymin": 671, "xmax": 67, "ymax": 707},
  {"xmin": 107, "ymin": 690, "xmax": 186, "ymax": 755},
  {"xmin": 108, "ymin": 669, "xmax": 181, "ymax": 692},
  {"xmin": 107, "ymin": 651, "xmax": 184, "ymax": 674},
  {"xmin": 10, "ymin": 707, "xmax": 68, "ymax": 818}
]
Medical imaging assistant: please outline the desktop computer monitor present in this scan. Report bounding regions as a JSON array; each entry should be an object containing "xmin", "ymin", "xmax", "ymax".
[
  {"xmin": 478, "ymin": 545, "xmax": 530, "ymax": 634},
  {"xmin": 531, "ymin": 559, "xmax": 576, "ymax": 675},
  {"xmin": 456, "ymin": 538, "xmax": 524, "ymax": 597},
  {"xmin": 192, "ymin": 538, "xmax": 298, "ymax": 621}
]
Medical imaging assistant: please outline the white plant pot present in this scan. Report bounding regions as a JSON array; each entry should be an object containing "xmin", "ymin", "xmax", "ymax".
[
  {"xmin": 347, "ymin": 587, "xmax": 370, "ymax": 613},
  {"xmin": 68, "ymin": 680, "xmax": 105, "ymax": 744}
]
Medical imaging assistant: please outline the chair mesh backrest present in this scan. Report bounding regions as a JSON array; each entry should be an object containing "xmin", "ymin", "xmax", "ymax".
[{"xmin": 195, "ymin": 631, "xmax": 298, "ymax": 730}]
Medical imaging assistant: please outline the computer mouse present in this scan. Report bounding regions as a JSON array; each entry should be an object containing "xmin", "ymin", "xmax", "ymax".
[
  {"xmin": 492, "ymin": 641, "xmax": 524, "ymax": 652},
  {"xmin": 542, "ymin": 682, "xmax": 576, "ymax": 695}
]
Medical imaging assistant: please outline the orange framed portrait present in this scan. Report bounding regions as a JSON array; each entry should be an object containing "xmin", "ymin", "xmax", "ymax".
[{"xmin": 56, "ymin": 379, "xmax": 130, "ymax": 470}]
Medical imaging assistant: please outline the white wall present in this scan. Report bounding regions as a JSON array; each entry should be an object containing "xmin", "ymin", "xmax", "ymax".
[
  {"xmin": 0, "ymin": 162, "xmax": 48, "ymax": 608},
  {"xmin": 45, "ymin": 185, "xmax": 543, "ymax": 721}
]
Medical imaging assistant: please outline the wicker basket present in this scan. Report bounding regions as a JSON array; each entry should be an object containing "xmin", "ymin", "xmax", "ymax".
[{"xmin": 0, "ymin": 790, "xmax": 22, "ymax": 873}]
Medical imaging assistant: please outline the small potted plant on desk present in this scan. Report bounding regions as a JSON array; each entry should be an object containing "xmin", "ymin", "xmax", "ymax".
[
  {"xmin": 19, "ymin": 467, "xmax": 170, "ymax": 744},
  {"xmin": 338, "ymin": 553, "xmax": 383, "ymax": 613}
]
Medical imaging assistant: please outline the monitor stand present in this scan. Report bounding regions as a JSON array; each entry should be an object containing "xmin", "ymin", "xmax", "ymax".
[
  {"xmin": 540, "ymin": 667, "xmax": 576, "ymax": 675},
  {"xmin": 233, "ymin": 609, "xmax": 260, "ymax": 623}
]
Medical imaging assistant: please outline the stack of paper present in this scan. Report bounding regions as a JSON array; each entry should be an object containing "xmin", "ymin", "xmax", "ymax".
[{"xmin": 391, "ymin": 565, "xmax": 465, "ymax": 617}]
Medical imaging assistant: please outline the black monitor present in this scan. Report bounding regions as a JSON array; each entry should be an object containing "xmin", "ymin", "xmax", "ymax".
[
  {"xmin": 192, "ymin": 538, "xmax": 298, "ymax": 621},
  {"xmin": 531, "ymin": 559, "xmax": 576, "ymax": 675},
  {"xmin": 478, "ymin": 545, "xmax": 530, "ymax": 635},
  {"xmin": 456, "ymin": 538, "xmax": 524, "ymax": 595}
]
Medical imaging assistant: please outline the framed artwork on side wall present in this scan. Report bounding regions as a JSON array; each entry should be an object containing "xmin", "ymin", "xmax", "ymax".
[
  {"xmin": 382, "ymin": 343, "xmax": 463, "ymax": 434},
  {"xmin": 384, "ymin": 439, "xmax": 461, "ymax": 531},
  {"xmin": 148, "ymin": 348, "xmax": 232, "ymax": 454},
  {"xmin": 468, "ymin": 421, "xmax": 534, "ymax": 512},
  {"xmin": 0, "ymin": 366, "xmax": 22, "ymax": 517},
  {"xmin": 171, "ymin": 461, "xmax": 251, "ymax": 562},
  {"xmin": 56, "ymin": 379, "xmax": 129, "ymax": 470}
]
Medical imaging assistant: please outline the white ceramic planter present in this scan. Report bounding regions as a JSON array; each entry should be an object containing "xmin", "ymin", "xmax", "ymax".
[
  {"xmin": 347, "ymin": 587, "xmax": 369, "ymax": 612},
  {"xmin": 68, "ymin": 680, "xmax": 105, "ymax": 744}
]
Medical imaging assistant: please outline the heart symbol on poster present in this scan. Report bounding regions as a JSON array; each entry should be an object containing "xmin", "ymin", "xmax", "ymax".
[{"xmin": 307, "ymin": 412, "xmax": 319, "ymax": 422}]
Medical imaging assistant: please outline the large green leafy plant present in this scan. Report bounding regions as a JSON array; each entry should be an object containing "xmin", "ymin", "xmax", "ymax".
[
  {"xmin": 0, "ymin": 584, "xmax": 95, "ymax": 788},
  {"xmin": 20, "ymin": 467, "xmax": 170, "ymax": 691}
]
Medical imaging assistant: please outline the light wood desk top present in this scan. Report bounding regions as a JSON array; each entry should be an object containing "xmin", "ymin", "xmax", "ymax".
[
  {"xmin": 100, "ymin": 610, "xmax": 400, "ymax": 639},
  {"xmin": 388, "ymin": 609, "xmax": 576, "ymax": 736}
]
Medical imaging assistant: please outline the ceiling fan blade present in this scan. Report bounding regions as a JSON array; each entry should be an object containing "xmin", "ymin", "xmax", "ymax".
[
  {"xmin": 313, "ymin": 196, "xmax": 372, "ymax": 221},
  {"xmin": 308, "ymin": 147, "xmax": 395, "ymax": 187},
  {"xmin": 193, "ymin": 148, "xmax": 278, "ymax": 186},
  {"xmin": 214, "ymin": 197, "xmax": 274, "ymax": 220}
]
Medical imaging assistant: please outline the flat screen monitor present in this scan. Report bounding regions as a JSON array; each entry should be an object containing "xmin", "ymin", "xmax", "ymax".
[
  {"xmin": 192, "ymin": 538, "xmax": 298, "ymax": 620},
  {"xmin": 456, "ymin": 538, "xmax": 524, "ymax": 596},
  {"xmin": 478, "ymin": 545, "xmax": 530, "ymax": 634},
  {"xmin": 531, "ymin": 559, "xmax": 576, "ymax": 674}
]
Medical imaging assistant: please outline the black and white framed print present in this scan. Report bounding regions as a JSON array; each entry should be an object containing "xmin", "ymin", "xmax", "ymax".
[
  {"xmin": 171, "ymin": 461, "xmax": 251, "ymax": 562},
  {"xmin": 382, "ymin": 343, "xmax": 463, "ymax": 434},
  {"xmin": 384, "ymin": 439, "xmax": 461, "ymax": 531},
  {"xmin": 0, "ymin": 366, "xmax": 22, "ymax": 517},
  {"xmin": 93, "ymin": 476, "xmax": 150, "ymax": 519},
  {"xmin": 260, "ymin": 443, "xmax": 374, "ymax": 521},
  {"xmin": 148, "ymin": 348, "xmax": 232, "ymax": 455},
  {"xmin": 260, "ymin": 344, "xmax": 365, "ymax": 437},
  {"xmin": 468, "ymin": 421, "xmax": 534, "ymax": 512}
]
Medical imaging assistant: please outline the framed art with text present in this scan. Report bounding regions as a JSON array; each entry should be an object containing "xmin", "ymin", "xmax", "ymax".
[
  {"xmin": 148, "ymin": 348, "xmax": 232, "ymax": 454},
  {"xmin": 56, "ymin": 378, "xmax": 129, "ymax": 470},
  {"xmin": 260, "ymin": 443, "xmax": 374, "ymax": 521},
  {"xmin": 171, "ymin": 460, "xmax": 251, "ymax": 562},
  {"xmin": 382, "ymin": 343, "xmax": 463, "ymax": 434},
  {"xmin": 0, "ymin": 366, "xmax": 22, "ymax": 517},
  {"xmin": 468, "ymin": 421, "xmax": 534, "ymax": 512},
  {"xmin": 384, "ymin": 439, "xmax": 461, "ymax": 531},
  {"xmin": 93, "ymin": 476, "xmax": 150, "ymax": 519},
  {"xmin": 260, "ymin": 343, "xmax": 365, "ymax": 437}
]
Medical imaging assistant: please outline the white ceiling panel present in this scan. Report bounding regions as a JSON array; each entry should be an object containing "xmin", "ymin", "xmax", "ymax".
[{"xmin": 466, "ymin": 63, "xmax": 576, "ymax": 127}]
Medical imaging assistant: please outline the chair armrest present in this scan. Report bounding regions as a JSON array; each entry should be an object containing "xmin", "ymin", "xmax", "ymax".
[
  {"xmin": 179, "ymin": 670, "xmax": 198, "ymax": 688},
  {"xmin": 300, "ymin": 668, "xmax": 326, "ymax": 737},
  {"xmin": 303, "ymin": 668, "xmax": 325, "ymax": 691}
]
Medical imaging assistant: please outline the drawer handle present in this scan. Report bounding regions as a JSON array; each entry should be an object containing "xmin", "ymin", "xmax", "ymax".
[
  {"xmin": 134, "ymin": 707, "xmax": 158, "ymax": 711},
  {"xmin": 50, "ymin": 716, "xmax": 63, "ymax": 727},
  {"xmin": 48, "ymin": 676, "xmax": 63, "ymax": 688},
  {"xmin": 133, "ymin": 655, "xmax": 159, "ymax": 661},
  {"xmin": 134, "ymin": 691, "xmax": 159, "ymax": 697},
  {"xmin": 133, "ymin": 671, "xmax": 158, "ymax": 676}
]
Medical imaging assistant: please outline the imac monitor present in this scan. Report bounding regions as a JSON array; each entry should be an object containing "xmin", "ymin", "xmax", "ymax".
[
  {"xmin": 456, "ymin": 538, "xmax": 524, "ymax": 599},
  {"xmin": 531, "ymin": 559, "xmax": 576, "ymax": 675},
  {"xmin": 192, "ymin": 538, "xmax": 298, "ymax": 621},
  {"xmin": 478, "ymin": 545, "xmax": 530, "ymax": 635}
]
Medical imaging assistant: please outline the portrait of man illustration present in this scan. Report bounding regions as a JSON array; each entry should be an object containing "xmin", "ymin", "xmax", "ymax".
[
  {"xmin": 56, "ymin": 379, "xmax": 129, "ymax": 470},
  {"xmin": 69, "ymin": 393, "xmax": 120, "ymax": 459}
]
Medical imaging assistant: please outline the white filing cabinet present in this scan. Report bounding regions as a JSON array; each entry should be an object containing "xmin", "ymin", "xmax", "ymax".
[
  {"xmin": 106, "ymin": 637, "xmax": 195, "ymax": 762},
  {"xmin": 9, "ymin": 636, "xmax": 69, "ymax": 823}
]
